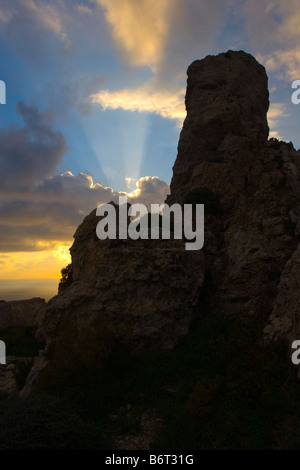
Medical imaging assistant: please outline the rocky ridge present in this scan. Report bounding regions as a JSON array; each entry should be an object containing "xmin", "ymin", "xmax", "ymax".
[
  {"xmin": 22, "ymin": 50, "xmax": 300, "ymax": 394},
  {"xmin": 0, "ymin": 298, "xmax": 45, "ymax": 330}
]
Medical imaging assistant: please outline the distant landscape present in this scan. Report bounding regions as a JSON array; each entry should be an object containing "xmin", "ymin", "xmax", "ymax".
[{"xmin": 0, "ymin": 279, "xmax": 58, "ymax": 302}]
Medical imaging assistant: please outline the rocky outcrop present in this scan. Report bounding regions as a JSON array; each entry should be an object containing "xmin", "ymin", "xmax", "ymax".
[
  {"xmin": 263, "ymin": 142, "xmax": 300, "ymax": 343},
  {"xmin": 167, "ymin": 50, "xmax": 269, "ymax": 207},
  {"xmin": 167, "ymin": 51, "xmax": 300, "ymax": 327},
  {"xmin": 0, "ymin": 298, "xmax": 45, "ymax": 330},
  {"xmin": 37, "ymin": 204, "xmax": 204, "ymax": 349},
  {"xmin": 21, "ymin": 207, "xmax": 204, "ymax": 394},
  {"xmin": 22, "ymin": 50, "xmax": 300, "ymax": 393},
  {"xmin": 0, "ymin": 364, "xmax": 18, "ymax": 394}
]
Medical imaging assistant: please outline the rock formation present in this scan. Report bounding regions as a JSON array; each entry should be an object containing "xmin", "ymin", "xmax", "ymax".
[
  {"xmin": 167, "ymin": 50, "xmax": 269, "ymax": 206},
  {"xmin": 21, "ymin": 205, "xmax": 204, "ymax": 394},
  {"xmin": 21, "ymin": 50, "xmax": 300, "ymax": 394},
  {"xmin": 0, "ymin": 298, "xmax": 45, "ymax": 330},
  {"xmin": 168, "ymin": 51, "xmax": 300, "ymax": 327},
  {"xmin": 0, "ymin": 364, "xmax": 18, "ymax": 394}
]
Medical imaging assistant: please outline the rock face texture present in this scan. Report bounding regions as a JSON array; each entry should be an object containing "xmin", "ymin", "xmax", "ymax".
[
  {"xmin": 0, "ymin": 364, "xmax": 18, "ymax": 394},
  {"xmin": 167, "ymin": 50, "xmax": 269, "ymax": 206},
  {"xmin": 37, "ymin": 213, "xmax": 204, "ymax": 351},
  {"xmin": 22, "ymin": 50, "xmax": 300, "ymax": 394},
  {"xmin": 0, "ymin": 298, "xmax": 45, "ymax": 330},
  {"xmin": 21, "ymin": 207, "xmax": 204, "ymax": 394},
  {"xmin": 168, "ymin": 51, "xmax": 300, "ymax": 329}
]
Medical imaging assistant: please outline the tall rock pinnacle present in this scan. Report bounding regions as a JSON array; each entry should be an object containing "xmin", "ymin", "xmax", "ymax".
[
  {"xmin": 167, "ymin": 50, "xmax": 300, "ymax": 329},
  {"xmin": 167, "ymin": 50, "xmax": 269, "ymax": 206}
]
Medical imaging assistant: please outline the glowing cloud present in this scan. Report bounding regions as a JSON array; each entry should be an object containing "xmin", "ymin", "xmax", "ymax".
[
  {"xmin": 126, "ymin": 176, "xmax": 169, "ymax": 207},
  {"xmin": 243, "ymin": 0, "xmax": 300, "ymax": 79},
  {"xmin": 96, "ymin": 0, "xmax": 171, "ymax": 69},
  {"xmin": 267, "ymin": 102, "xmax": 289, "ymax": 130},
  {"xmin": 125, "ymin": 177, "xmax": 136, "ymax": 189},
  {"xmin": 90, "ymin": 84, "xmax": 186, "ymax": 125}
]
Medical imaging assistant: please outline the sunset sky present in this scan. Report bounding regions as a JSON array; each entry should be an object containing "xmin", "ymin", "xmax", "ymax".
[{"xmin": 1, "ymin": 0, "xmax": 300, "ymax": 300}]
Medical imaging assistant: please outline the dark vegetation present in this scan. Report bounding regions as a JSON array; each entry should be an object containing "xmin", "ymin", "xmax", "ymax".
[
  {"xmin": 183, "ymin": 187, "xmax": 223, "ymax": 215},
  {"xmin": 269, "ymin": 137, "xmax": 281, "ymax": 150},
  {"xmin": 0, "ymin": 393, "xmax": 101, "ymax": 450},
  {"xmin": 1, "ymin": 315, "xmax": 299, "ymax": 449},
  {"xmin": 58, "ymin": 263, "xmax": 73, "ymax": 292}
]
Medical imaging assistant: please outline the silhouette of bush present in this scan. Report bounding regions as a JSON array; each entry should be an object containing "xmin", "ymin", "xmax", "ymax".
[
  {"xmin": 269, "ymin": 137, "xmax": 281, "ymax": 150},
  {"xmin": 183, "ymin": 187, "xmax": 223, "ymax": 215},
  {"xmin": 58, "ymin": 263, "xmax": 73, "ymax": 292}
]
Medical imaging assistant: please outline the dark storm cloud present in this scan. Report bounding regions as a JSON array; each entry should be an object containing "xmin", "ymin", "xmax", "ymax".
[
  {"xmin": 0, "ymin": 1, "xmax": 108, "ymax": 117},
  {"xmin": 0, "ymin": 0, "xmax": 70, "ymax": 61},
  {"xmin": 0, "ymin": 102, "xmax": 68, "ymax": 189},
  {"xmin": 0, "ymin": 106, "xmax": 169, "ymax": 252},
  {"xmin": 0, "ymin": 224, "xmax": 70, "ymax": 252},
  {"xmin": 0, "ymin": 172, "xmax": 169, "ymax": 252}
]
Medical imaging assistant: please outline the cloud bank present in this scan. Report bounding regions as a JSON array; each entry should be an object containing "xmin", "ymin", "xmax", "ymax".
[
  {"xmin": 0, "ymin": 102, "xmax": 169, "ymax": 252},
  {"xmin": 1, "ymin": 0, "xmax": 299, "ymax": 265}
]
